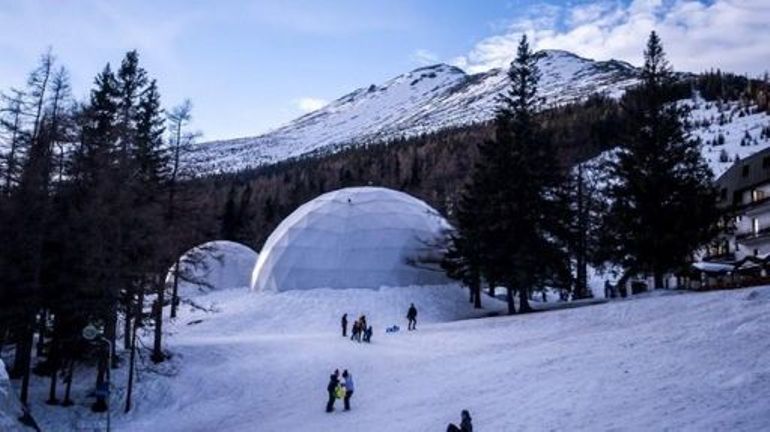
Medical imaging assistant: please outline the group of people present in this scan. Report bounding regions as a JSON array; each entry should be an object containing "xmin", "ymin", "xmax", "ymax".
[
  {"xmin": 325, "ymin": 369, "xmax": 355, "ymax": 412},
  {"xmin": 330, "ymin": 304, "xmax": 473, "ymax": 430},
  {"xmin": 341, "ymin": 313, "xmax": 373, "ymax": 343}
]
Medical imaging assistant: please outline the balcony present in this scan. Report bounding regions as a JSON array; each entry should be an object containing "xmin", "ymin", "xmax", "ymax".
[{"xmin": 736, "ymin": 226, "xmax": 770, "ymax": 243}]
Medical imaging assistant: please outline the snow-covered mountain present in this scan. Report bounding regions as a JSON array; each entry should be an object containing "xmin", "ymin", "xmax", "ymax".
[{"xmin": 183, "ymin": 50, "xmax": 641, "ymax": 175}]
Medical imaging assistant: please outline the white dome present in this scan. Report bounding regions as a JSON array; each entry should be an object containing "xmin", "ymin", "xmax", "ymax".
[
  {"xmin": 167, "ymin": 240, "xmax": 258, "ymax": 298},
  {"xmin": 251, "ymin": 187, "xmax": 451, "ymax": 292}
]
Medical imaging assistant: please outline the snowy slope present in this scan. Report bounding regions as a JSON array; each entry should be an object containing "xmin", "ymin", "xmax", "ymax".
[
  {"xmin": 689, "ymin": 98, "xmax": 770, "ymax": 178},
  {"xmin": 26, "ymin": 285, "xmax": 765, "ymax": 432},
  {"xmin": 183, "ymin": 50, "xmax": 640, "ymax": 175},
  {"xmin": 0, "ymin": 359, "xmax": 26, "ymax": 432}
]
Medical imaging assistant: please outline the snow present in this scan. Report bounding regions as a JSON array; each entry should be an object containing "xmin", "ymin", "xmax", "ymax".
[
  {"xmin": 0, "ymin": 359, "xmax": 26, "ymax": 432},
  {"xmin": 18, "ymin": 282, "xmax": 770, "ymax": 431},
  {"xmin": 252, "ymin": 187, "xmax": 452, "ymax": 292},
  {"xmin": 120, "ymin": 285, "xmax": 770, "ymax": 431},
  {"xmin": 688, "ymin": 98, "xmax": 770, "ymax": 178},
  {"xmin": 182, "ymin": 51, "xmax": 640, "ymax": 175},
  {"xmin": 693, "ymin": 261, "xmax": 735, "ymax": 273},
  {"xmin": 166, "ymin": 240, "xmax": 258, "ymax": 299}
]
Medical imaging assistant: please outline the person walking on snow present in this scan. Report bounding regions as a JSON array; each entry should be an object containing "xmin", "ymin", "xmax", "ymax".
[
  {"xmin": 446, "ymin": 409, "xmax": 473, "ymax": 432},
  {"xmin": 342, "ymin": 370, "xmax": 355, "ymax": 411},
  {"xmin": 326, "ymin": 370, "xmax": 340, "ymax": 412},
  {"xmin": 341, "ymin": 313, "xmax": 348, "ymax": 337},
  {"xmin": 407, "ymin": 303, "xmax": 418, "ymax": 330}
]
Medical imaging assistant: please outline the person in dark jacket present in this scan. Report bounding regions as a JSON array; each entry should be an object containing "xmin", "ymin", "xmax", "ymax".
[
  {"xmin": 363, "ymin": 325, "xmax": 373, "ymax": 343},
  {"xmin": 407, "ymin": 303, "xmax": 418, "ymax": 330},
  {"xmin": 341, "ymin": 313, "xmax": 348, "ymax": 337},
  {"xmin": 342, "ymin": 370, "xmax": 355, "ymax": 411},
  {"xmin": 446, "ymin": 410, "xmax": 472, "ymax": 432},
  {"xmin": 350, "ymin": 320, "xmax": 360, "ymax": 341},
  {"xmin": 325, "ymin": 371, "xmax": 340, "ymax": 412}
]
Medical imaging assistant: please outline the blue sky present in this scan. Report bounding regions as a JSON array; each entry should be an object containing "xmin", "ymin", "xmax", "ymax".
[{"xmin": 0, "ymin": 0, "xmax": 768, "ymax": 141}]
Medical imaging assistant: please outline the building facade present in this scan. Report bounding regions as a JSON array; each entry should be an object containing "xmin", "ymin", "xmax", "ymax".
[{"xmin": 713, "ymin": 146, "xmax": 770, "ymax": 261}]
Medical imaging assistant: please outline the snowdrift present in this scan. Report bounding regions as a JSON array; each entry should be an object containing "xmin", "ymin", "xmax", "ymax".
[{"xmin": 0, "ymin": 360, "xmax": 26, "ymax": 432}]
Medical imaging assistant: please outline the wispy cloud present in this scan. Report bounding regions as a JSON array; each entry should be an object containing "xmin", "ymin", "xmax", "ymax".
[
  {"xmin": 411, "ymin": 48, "xmax": 439, "ymax": 66},
  {"xmin": 296, "ymin": 97, "xmax": 328, "ymax": 113},
  {"xmin": 454, "ymin": 0, "xmax": 770, "ymax": 76}
]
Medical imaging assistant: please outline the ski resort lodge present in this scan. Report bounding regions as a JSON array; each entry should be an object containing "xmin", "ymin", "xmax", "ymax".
[{"xmin": 712, "ymin": 146, "xmax": 770, "ymax": 261}]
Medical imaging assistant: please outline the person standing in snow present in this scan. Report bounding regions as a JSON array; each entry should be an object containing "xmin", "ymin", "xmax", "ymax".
[
  {"xmin": 446, "ymin": 409, "xmax": 473, "ymax": 432},
  {"xmin": 341, "ymin": 313, "xmax": 348, "ymax": 337},
  {"xmin": 350, "ymin": 320, "xmax": 360, "ymax": 341},
  {"xmin": 326, "ymin": 370, "xmax": 340, "ymax": 412},
  {"xmin": 342, "ymin": 370, "xmax": 355, "ymax": 411},
  {"xmin": 407, "ymin": 303, "xmax": 418, "ymax": 330},
  {"xmin": 363, "ymin": 325, "xmax": 373, "ymax": 343}
]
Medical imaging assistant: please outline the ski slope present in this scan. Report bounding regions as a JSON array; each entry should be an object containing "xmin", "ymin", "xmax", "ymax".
[{"xmin": 76, "ymin": 284, "xmax": 770, "ymax": 432}]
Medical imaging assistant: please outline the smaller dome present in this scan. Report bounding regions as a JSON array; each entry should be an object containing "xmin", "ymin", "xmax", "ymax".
[{"xmin": 166, "ymin": 240, "xmax": 258, "ymax": 298}]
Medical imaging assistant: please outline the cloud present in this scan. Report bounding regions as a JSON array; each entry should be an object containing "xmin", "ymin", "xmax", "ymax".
[
  {"xmin": 455, "ymin": 0, "xmax": 770, "ymax": 76},
  {"xmin": 411, "ymin": 49, "xmax": 439, "ymax": 66},
  {"xmin": 296, "ymin": 97, "xmax": 328, "ymax": 113}
]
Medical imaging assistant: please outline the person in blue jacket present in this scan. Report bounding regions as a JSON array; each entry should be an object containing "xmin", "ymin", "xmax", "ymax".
[{"xmin": 342, "ymin": 369, "xmax": 355, "ymax": 411}]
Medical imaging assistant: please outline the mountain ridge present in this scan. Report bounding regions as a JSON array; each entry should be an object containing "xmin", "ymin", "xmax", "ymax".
[{"xmin": 183, "ymin": 49, "xmax": 643, "ymax": 175}]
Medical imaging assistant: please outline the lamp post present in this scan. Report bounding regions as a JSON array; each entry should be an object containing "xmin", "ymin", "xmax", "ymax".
[{"xmin": 82, "ymin": 324, "xmax": 111, "ymax": 432}]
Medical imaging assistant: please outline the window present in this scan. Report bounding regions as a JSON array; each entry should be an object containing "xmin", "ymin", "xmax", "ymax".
[
  {"xmin": 763, "ymin": 156, "xmax": 770, "ymax": 168},
  {"xmin": 742, "ymin": 164, "xmax": 750, "ymax": 177},
  {"xmin": 753, "ymin": 217, "xmax": 760, "ymax": 235},
  {"xmin": 752, "ymin": 189, "xmax": 766, "ymax": 202},
  {"xmin": 720, "ymin": 188, "xmax": 727, "ymax": 200}
]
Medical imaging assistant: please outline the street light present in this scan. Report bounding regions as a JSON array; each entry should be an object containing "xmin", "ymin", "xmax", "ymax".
[{"xmin": 82, "ymin": 324, "xmax": 111, "ymax": 432}]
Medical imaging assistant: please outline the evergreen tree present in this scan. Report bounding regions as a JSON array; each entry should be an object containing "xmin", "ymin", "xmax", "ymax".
[
  {"xmin": 600, "ymin": 31, "xmax": 721, "ymax": 288},
  {"xmin": 445, "ymin": 35, "xmax": 569, "ymax": 314},
  {"xmin": 0, "ymin": 89, "xmax": 29, "ymax": 194}
]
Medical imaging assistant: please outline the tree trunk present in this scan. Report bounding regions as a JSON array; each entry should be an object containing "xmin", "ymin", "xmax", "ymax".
[
  {"xmin": 125, "ymin": 287, "xmax": 143, "ymax": 413},
  {"xmin": 123, "ymin": 287, "xmax": 133, "ymax": 350},
  {"xmin": 472, "ymin": 279, "xmax": 482, "ymax": 309},
  {"xmin": 105, "ymin": 304, "xmax": 118, "ymax": 368},
  {"xmin": 654, "ymin": 271, "xmax": 664, "ymax": 290},
  {"xmin": 92, "ymin": 346, "xmax": 108, "ymax": 412},
  {"xmin": 61, "ymin": 359, "xmax": 74, "ymax": 406},
  {"xmin": 45, "ymin": 326, "xmax": 59, "ymax": 405},
  {"xmin": 18, "ymin": 320, "xmax": 34, "ymax": 405},
  {"xmin": 505, "ymin": 287, "xmax": 516, "ymax": 315},
  {"xmin": 36, "ymin": 309, "xmax": 47, "ymax": 357},
  {"xmin": 519, "ymin": 287, "xmax": 533, "ymax": 313},
  {"xmin": 152, "ymin": 280, "xmax": 165, "ymax": 363},
  {"xmin": 170, "ymin": 260, "xmax": 180, "ymax": 319}
]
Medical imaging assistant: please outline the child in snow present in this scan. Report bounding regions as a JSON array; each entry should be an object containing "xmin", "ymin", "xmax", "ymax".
[
  {"xmin": 446, "ymin": 410, "xmax": 472, "ymax": 432},
  {"xmin": 363, "ymin": 326, "xmax": 373, "ymax": 343},
  {"xmin": 342, "ymin": 370, "xmax": 355, "ymax": 411},
  {"xmin": 350, "ymin": 320, "xmax": 360, "ymax": 341},
  {"xmin": 407, "ymin": 303, "xmax": 418, "ymax": 330},
  {"xmin": 326, "ymin": 370, "xmax": 340, "ymax": 412}
]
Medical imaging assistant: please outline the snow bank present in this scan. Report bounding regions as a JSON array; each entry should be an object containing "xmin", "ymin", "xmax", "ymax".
[
  {"xmin": 165, "ymin": 240, "xmax": 258, "ymax": 298},
  {"xmin": 0, "ymin": 360, "xmax": 25, "ymax": 432}
]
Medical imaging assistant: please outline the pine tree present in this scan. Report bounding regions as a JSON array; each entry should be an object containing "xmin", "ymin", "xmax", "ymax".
[
  {"xmin": 445, "ymin": 35, "xmax": 569, "ymax": 314},
  {"xmin": 600, "ymin": 31, "xmax": 721, "ymax": 289},
  {"xmin": 0, "ymin": 89, "xmax": 29, "ymax": 194}
]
